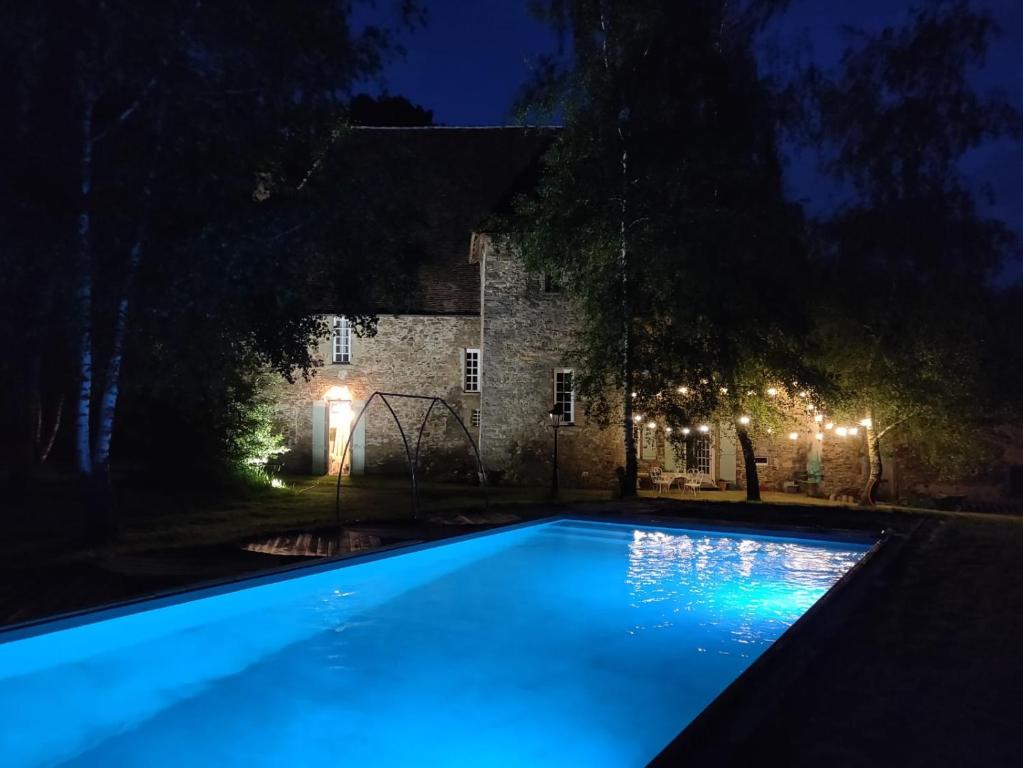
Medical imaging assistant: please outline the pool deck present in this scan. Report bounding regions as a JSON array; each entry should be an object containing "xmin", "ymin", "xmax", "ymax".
[{"xmin": 2, "ymin": 497, "xmax": 1022, "ymax": 765}]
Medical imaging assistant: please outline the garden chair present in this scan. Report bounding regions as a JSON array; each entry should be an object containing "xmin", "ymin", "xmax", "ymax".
[
  {"xmin": 684, "ymin": 470, "xmax": 703, "ymax": 496},
  {"xmin": 649, "ymin": 466, "xmax": 664, "ymax": 494}
]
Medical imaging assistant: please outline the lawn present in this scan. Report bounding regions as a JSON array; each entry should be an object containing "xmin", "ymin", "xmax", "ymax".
[{"xmin": 4, "ymin": 473, "xmax": 612, "ymax": 564}]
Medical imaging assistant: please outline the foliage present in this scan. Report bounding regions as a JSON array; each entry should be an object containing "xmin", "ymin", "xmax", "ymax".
[
  {"xmin": 513, "ymin": 0, "xmax": 808, "ymax": 497},
  {"xmin": 0, "ymin": 1, "xmax": 424, "ymax": 501},
  {"xmin": 804, "ymin": 0, "xmax": 1021, "ymax": 498}
]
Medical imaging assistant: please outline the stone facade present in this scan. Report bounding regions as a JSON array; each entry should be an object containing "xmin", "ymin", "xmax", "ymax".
[
  {"xmin": 272, "ymin": 314, "xmax": 482, "ymax": 480},
  {"xmin": 479, "ymin": 235, "xmax": 621, "ymax": 488}
]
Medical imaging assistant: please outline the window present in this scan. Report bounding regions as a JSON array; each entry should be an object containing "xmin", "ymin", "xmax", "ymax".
[
  {"xmin": 691, "ymin": 434, "xmax": 712, "ymax": 475},
  {"xmin": 554, "ymin": 369, "xmax": 575, "ymax": 424},
  {"xmin": 464, "ymin": 348, "xmax": 480, "ymax": 392},
  {"xmin": 332, "ymin": 316, "xmax": 352, "ymax": 364},
  {"xmin": 641, "ymin": 424, "xmax": 657, "ymax": 459},
  {"xmin": 543, "ymin": 273, "xmax": 561, "ymax": 293},
  {"xmin": 471, "ymin": 408, "xmax": 482, "ymax": 428}
]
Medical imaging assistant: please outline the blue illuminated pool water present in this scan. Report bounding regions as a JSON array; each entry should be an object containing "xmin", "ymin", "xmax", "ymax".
[{"xmin": 0, "ymin": 518, "xmax": 871, "ymax": 767}]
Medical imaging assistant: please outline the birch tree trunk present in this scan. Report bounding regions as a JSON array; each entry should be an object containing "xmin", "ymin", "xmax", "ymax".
[
  {"xmin": 620, "ymin": 144, "xmax": 637, "ymax": 497},
  {"xmin": 736, "ymin": 426, "xmax": 761, "ymax": 502},
  {"xmin": 75, "ymin": 86, "xmax": 96, "ymax": 479},
  {"xmin": 860, "ymin": 408, "xmax": 882, "ymax": 505}
]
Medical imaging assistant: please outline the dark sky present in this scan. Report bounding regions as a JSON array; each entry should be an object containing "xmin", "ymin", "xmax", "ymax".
[{"xmin": 355, "ymin": 0, "xmax": 1022, "ymax": 281}]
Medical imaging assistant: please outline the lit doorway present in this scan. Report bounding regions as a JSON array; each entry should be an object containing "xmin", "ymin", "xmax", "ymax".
[{"xmin": 326, "ymin": 387, "xmax": 354, "ymax": 475}]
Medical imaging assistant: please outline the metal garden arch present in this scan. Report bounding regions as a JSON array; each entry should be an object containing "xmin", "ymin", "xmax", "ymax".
[{"xmin": 334, "ymin": 392, "xmax": 488, "ymax": 530}]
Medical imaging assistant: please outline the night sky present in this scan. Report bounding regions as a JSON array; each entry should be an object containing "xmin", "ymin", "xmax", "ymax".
[{"xmin": 356, "ymin": 0, "xmax": 1023, "ymax": 281}]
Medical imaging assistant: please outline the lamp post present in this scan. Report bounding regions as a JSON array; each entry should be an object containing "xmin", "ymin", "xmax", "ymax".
[{"xmin": 549, "ymin": 403, "xmax": 563, "ymax": 494}]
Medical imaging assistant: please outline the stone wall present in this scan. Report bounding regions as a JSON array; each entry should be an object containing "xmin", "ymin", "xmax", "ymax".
[
  {"xmin": 480, "ymin": 235, "xmax": 622, "ymax": 488},
  {"xmin": 271, "ymin": 314, "xmax": 482, "ymax": 478}
]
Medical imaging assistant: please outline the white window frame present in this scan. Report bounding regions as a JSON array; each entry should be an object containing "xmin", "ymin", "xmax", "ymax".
[
  {"xmin": 332, "ymin": 316, "xmax": 352, "ymax": 364},
  {"xmin": 640, "ymin": 424, "xmax": 657, "ymax": 460},
  {"xmin": 554, "ymin": 368, "xmax": 575, "ymax": 425},
  {"xmin": 464, "ymin": 348, "xmax": 481, "ymax": 392}
]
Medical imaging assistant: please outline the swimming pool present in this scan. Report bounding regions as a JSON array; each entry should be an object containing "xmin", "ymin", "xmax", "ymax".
[{"xmin": 0, "ymin": 518, "xmax": 873, "ymax": 767}]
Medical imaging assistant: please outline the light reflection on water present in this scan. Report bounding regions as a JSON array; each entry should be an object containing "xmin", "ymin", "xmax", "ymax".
[{"xmin": 626, "ymin": 529, "xmax": 863, "ymax": 651}]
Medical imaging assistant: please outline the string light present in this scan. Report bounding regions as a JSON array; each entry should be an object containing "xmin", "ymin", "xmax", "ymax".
[
  {"xmin": 698, "ymin": 424, "xmax": 710, "ymax": 433},
  {"xmin": 631, "ymin": 391, "xmax": 637, "ymax": 398},
  {"xmin": 746, "ymin": 389, "xmax": 755, "ymax": 396},
  {"xmin": 665, "ymin": 427, "xmax": 673, "ymax": 434},
  {"xmin": 682, "ymin": 427, "xmax": 691, "ymax": 435},
  {"xmin": 738, "ymin": 415, "xmax": 751, "ymax": 425},
  {"xmin": 633, "ymin": 414, "xmax": 642, "ymax": 423},
  {"xmin": 816, "ymin": 432, "xmax": 824, "ymax": 441},
  {"xmin": 825, "ymin": 422, "xmax": 834, "ymax": 430},
  {"xmin": 677, "ymin": 386, "xmax": 689, "ymax": 395},
  {"xmin": 836, "ymin": 427, "xmax": 848, "ymax": 437},
  {"xmin": 859, "ymin": 417, "xmax": 873, "ymax": 428},
  {"xmin": 799, "ymin": 391, "xmax": 809, "ymax": 398},
  {"xmin": 646, "ymin": 421, "xmax": 657, "ymax": 430},
  {"xmin": 814, "ymin": 413, "xmax": 824, "ymax": 422},
  {"xmin": 767, "ymin": 387, "xmax": 778, "ymax": 397},
  {"xmin": 849, "ymin": 427, "xmax": 859, "ymax": 436},
  {"xmin": 719, "ymin": 387, "xmax": 728, "ymax": 395},
  {"xmin": 788, "ymin": 432, "xmax": 799, "ymax": 441}
]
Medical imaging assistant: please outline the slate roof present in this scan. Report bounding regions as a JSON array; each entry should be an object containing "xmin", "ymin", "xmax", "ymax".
[{"xmin": 340, "ymin": 126, "xmax": 555, "ymax": 315}]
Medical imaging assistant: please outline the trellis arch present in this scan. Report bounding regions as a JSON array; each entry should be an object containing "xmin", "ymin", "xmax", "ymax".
[{"xmin": 334, "ymin": 392, "xmax": 488, "ymax": 528}]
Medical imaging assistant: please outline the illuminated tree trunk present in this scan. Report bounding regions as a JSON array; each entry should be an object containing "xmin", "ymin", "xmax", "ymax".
[
  {"xmin": 75, "ymin": 85, "xmax": 96, "ymax": 479},
  {"xmin": 860, "ymin": 410, "xmax": 882, "ymax": 505},
  {"xmin": 736, "ymin": 426, "xmax": 761, "ymax": 502}
]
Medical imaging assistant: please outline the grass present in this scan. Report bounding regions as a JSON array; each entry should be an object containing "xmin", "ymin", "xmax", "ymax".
[{"xmin": 4, "ymin": 473, "xmax": 612, "ymax": 564}]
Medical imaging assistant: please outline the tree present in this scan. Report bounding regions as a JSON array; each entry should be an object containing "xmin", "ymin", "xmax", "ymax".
[
  {"xmin": 806, "ymin": 0, "xmax": 1021, "ymax": 504},
  {"xmin": 0, "ymin": 1, "xmax": 422, "ymax": 527},
  {"xmin": 514, "ymin": 0, "xmax": 804, "ymax": 498}
]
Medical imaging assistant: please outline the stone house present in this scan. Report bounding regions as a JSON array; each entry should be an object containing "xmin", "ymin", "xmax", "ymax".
[
  {"xmin": 271, "ymin": 126, "xmax": 1022, "ymax": 503},
  {"xmin": 272, "ymin": 126, "xmax": 621, "ymax": 488}
]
